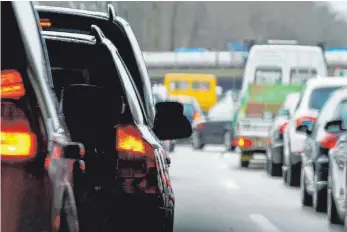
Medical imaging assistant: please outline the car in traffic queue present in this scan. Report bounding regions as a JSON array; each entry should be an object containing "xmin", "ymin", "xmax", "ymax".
[
  {"xmin": 42, "ymin": 27, "xmax": 192, "ymax": 231},
  {"xmin": 36, "ymin": 4, "xmax": 156, "ymax": 127},
  {"xmin": 2, "ymin": 2, "xmax": 85, "ymax": 232},
  {"xmin": 283, "ymin": 78, "xmax": 347, "ymax": 187},
  {"xmin": 191, "ymin": 90, "xmax": 235, "ymax": 151},
  {"xmin": 328, "ymin": 120, "xmax": 347, "ymax": 226},
  {"xmin": 300, "ymin": 88, "xmax": 347, "ymax": 213},
  {"xmin": 266, "ymin": 92, "xmax": 300, "ymax": 176},
  {"xmin": 233, "ymin": 84, "xmax": 303, "ymax": 168},
  {"xmin": 164, "ymin": 73, "xmax": 217, "ymax": 113}
]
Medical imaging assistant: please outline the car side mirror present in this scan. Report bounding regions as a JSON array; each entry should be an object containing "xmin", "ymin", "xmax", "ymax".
[
  {"xmin": 153, "ymin": 102, "xmax": 192, "ymax": 140},
  {"xmin": 325, "ymin": 119, "xmax": 344, "ymax": 133},
  {"xmin": 62, "ymin": 142, "xmax": 85, "ymax": 160},
  {"xmin": 296, "ymin": 124, "xmax": 312, "ymax": 135}
]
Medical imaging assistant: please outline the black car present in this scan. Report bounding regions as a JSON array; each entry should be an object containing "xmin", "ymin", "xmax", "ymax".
[
  {"xmin": 36, "ymin": 4, "xmax": 156, "ymax": 126},
  {"xmin": 192, "ymin": 90, "xmax": 235, "ymax": 151},
  {"xmin": 327, "ymin": 92, "xmax": 347, "ymax": 225},
  {"xmin": 42, "ymin": 27, "xmax": 191, "ymax": 231},
  {"xmin": 300, "ymin": 88, "xmax": 347, "ymax": 213},
  {"xmin": 266, "ymin": 92, "xmax": 300, "ymax": 176},
  {"xmin": 2, "ymin": 2, "xmax": 84, "ymax": 232}
]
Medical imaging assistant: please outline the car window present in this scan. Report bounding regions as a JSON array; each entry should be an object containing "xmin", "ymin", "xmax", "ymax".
[
  {"xmin": 208, "ymin": 100, "xmax": 233, "ymax": 120},
  {"xmin": 114, "ymin": 53, "xmax": 145, "ymax": 125},
  {"xmin": 255, "ymin": 67, "xmax": 282, "ymax": 84},
  {"xmin": 308, "ymin": 86, "xmax": 342, "ymax": 111},
  {"xmin": 192, "ymin": 81, "xmax": 210, "ymax": 91},
  {"xmin": 183, "ymin": 103, "xmax": 194, "ymax": 117},
  {"xmin": 169, "ymin": 81, "xmax": 189, "ymax": 91},
  {"xmin": 312, "ymin": 98, "xmax": 337, "ymax": 137},
  {"xmin": 290, "ymin": 68, "xmax": 317, "ymax": 84}
]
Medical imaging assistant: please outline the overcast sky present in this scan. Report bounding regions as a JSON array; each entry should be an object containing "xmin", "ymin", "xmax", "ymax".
[{"xmin": 328, "ymin": 1, "xmax": 347, "ymax": 19}]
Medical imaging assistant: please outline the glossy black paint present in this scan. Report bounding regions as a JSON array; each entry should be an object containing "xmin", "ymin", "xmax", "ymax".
[{"xmin": 1, "ymin": 2, "xmax": 80, "ymax": 232}]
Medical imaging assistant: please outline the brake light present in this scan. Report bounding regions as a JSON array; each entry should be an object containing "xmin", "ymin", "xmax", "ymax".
[
  {"xmin": 296, "ymin": 116, "xmax": 316, "ymax": 126},
  {"xmin": 1, "ymin": 70, "xmax": 25, "ymax": 99},
  {"xmin": 117, "ymin": 126, "xmax": 146, "ymax": 155},
  {"xmin": 1, "ymin": 132, "xmax": 36, "ymax": 159},
  {"xmin": 279, "ymin": 122, "xmax": 288, "ymax": 134},
  {"xmin": 193, "ymin": 112, "xmax": 201, "ymax": 122},
  {"xmin": 237, "ymin": 137, "xmax": 252, "ymax": 148},
  {"xmin": 39, "ymin": 19, "xmax": 52, "ymax": 28},
  {"xmin": 320, "ymin": 133, "xmax": 339, "ymax": 149}
]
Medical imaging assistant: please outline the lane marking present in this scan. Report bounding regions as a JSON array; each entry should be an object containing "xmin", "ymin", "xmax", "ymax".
[
  {"xmin": 223, "ymin": 180, "xmax": 240, "ymax": 189},
  {"xmin": 249, "ymin": 214, "xmax": 281, "ymax": 232}
]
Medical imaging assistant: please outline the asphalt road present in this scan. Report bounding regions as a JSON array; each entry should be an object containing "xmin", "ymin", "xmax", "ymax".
[{"xmin": 169, "ymin": 145, "xmax": 345, "ymax": 232}]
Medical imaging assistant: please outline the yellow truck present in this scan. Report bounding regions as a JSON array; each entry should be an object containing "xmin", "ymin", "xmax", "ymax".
[{"xmin": 164, "ymin": 73, "xmax": 217, "ymax": 112}]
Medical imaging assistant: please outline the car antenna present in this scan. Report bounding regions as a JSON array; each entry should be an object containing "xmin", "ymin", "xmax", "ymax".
[
  {"xmin": 108, "ymin": 4, "xmax": 117, "ymax": 21},
  {"xmin": 91, "ymin": 25, "xmax": 105, "ymax": 43}
]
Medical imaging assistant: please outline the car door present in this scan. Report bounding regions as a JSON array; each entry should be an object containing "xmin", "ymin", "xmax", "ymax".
[{"xmin": 333, "ymin": 100, "xmax": 347, "ymax": 211}]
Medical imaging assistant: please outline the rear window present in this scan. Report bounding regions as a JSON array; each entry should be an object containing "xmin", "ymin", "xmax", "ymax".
[
  {"xmin": 169, "ymin": 81, "xmax": 189, "ymax": 91},
  {"xmin": 308, "ymin": 87, "xmax": 342, "ymax": 111},
  {"xmin": 183, "ymin": 103, "xmax": 194, "ymax": 117},
  {"xmin": 290, "ymin": 68, "xmax": 317, "ymax": 84},
  {"xmin": 192, "ymin": 81, "xmax": 210, "ymax": 91},
  {"xmin": 255, "ymin": 67, "xmax": 282, "ymax": 84}
]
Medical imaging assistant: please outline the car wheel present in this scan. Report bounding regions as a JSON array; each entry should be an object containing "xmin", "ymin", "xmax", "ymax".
[
  {"xmin": 313, "ymin": 173, "xmax": 327, "ymax": 212},
  {"xmin": 240, "ymin": 152, "xmax": 251, "ymax": 168},
  {"xmin": 285, "ymin": 164, "xmax": 300, "ymax": 187},
  {"xmin": 59, "ymin": 197, "xmax": 79, "ymax": 232},
  {"xmin": 192, "ymin": 130, "xmax": 204, "ymax": 150},
  {"xmin": 328, "ymin": 187, "xmax": 342, "ymax": 224},
  {"xmin": 300, "ymin": 169, "xmax": 312, "ymax": 206},
  {"xmin": 224, "ymin": 131, "xmax": 234, "ymax": 151},
  {"xmin": 267, "ymin": 157, "xmax": 282, "ymax": 177}
]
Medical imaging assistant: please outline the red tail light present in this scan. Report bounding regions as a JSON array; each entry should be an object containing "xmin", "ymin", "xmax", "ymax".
[
  {"xmin": 1, "ymin": 104, "xmax": 37, "ymax": 160},
  {"xmin": 117, "ymin": 126, "xmax": 147, "ymax": 155},
  {"xmin": 279, "ymin": 122, "xmax": 288, "ymax": 134},
  {"xmin": 236, "ymin": 137, "xmax": 253, "ymax": 148},
  {"xmin": 296, "ymin": 116, "xmax": 316, "ymax": 126},
  {"xmin": 197, "ymin": 123, "xmax": 204, "ymax": 130},
  {"xmin": 1, "ymin": 70, "xmax": 25, "ymax": 99},
  {"xmin": 320, "ymin": 133, "xmax": 339, "ymax": 149}
]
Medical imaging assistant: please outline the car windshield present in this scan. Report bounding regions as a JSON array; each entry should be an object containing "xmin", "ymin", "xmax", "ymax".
[
  {"xmin": 308, "ymin": 86, "xmax": 342, "ymax": 111},
  {"xmin": 183, "ymin": 103, "xmax": 194, "ymax": 117}
]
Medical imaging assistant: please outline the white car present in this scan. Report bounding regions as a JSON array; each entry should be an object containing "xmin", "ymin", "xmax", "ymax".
[{"xmin": 283, "ymin": 77, "xmax": 347, "ymax": 186}]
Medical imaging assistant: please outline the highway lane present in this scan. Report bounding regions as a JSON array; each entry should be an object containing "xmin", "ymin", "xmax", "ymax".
[{"xmin": 170, "ymin": 145, "xmax": 344, "ymax": 232}]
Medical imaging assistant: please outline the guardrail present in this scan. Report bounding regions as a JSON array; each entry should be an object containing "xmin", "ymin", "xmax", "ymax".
[{"xmin": 143, "ymin": 51, "xmax": 347, "ymax": 69}]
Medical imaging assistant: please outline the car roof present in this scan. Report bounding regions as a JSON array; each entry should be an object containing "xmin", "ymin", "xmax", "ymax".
[
  {"xmin": 305, "ymin": 77, "xmax": 347, "ymax": 88},
  {"xmin": 328, "ymin": 87, "xmax": 347, "ymax": 101},
  {"xmin": 41, "ymin": 30, "xmax": 96, "ymax": 44},
  {"xmin": 35, "ymin": 5, "xmax": 108, "ymax": 19}
]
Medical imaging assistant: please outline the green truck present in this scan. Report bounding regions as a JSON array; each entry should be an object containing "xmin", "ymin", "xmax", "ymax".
[{"xmin": 231, "ymin": 83, "xmax": 304, "ymax": 167}]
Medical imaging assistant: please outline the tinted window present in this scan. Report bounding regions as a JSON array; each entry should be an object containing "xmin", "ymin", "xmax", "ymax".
[
  {"xmin": 308, "ymin": 87, "xmax": 341, "ymax": 111},
  {"xmin": 255, "ymin": 67, "xmax": 282, "ymax": 84},
  {"xmin": 183, "ymin": 103, "xmax": 194, "ymax": 117},
  {"xmin": 192, "ymin": 81, "xmax": 210, "ymax": 91},
  {"xmin": 290, "ymin": 68, "xmax": 317, "ymax": 84},
  {"xmin": 169, "ymin": 81, "xmax": 189, "ymax": 90}
]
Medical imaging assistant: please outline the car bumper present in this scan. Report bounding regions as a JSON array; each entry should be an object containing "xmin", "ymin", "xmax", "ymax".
[{"xmin": 238, "ymin": 136, "xmax": 268, "ymax": 153}]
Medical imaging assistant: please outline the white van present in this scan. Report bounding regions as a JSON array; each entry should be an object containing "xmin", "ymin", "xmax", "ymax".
[{"xmin": 243, "ymin": 42, "xmax": 327, "ymax": 87}]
